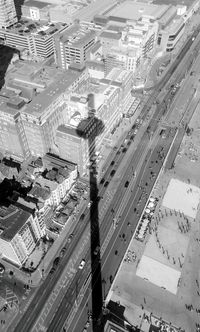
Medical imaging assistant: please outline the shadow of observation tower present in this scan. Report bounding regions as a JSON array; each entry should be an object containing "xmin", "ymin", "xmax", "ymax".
[{"xmin": 76, "ymin": 94, "xmax": 105, "ymax": 330}]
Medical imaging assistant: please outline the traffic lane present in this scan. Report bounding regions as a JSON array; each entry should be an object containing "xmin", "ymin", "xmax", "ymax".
[
  {"xmin": 14, "ymin": 205, "xmax": 95, "ymax": 332},
  {"xmin": 47, "ymin": 262, "xmax": 91, "ymax": 332}
]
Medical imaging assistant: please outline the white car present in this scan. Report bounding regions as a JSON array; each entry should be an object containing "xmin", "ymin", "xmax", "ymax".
[
  {"xmin": 87, "ymin": 201, "xmax": 92, "ymax": 208},
  {"xmin": 79, "ymin": 259, "xmax": 86, "ymax": 269}
]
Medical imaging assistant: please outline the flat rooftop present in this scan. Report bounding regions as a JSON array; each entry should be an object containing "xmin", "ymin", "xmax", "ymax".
[
  {"xmin": 22, "ymin": 68, "xmax": 83, "ymax": 117},
  {"xmin": 57, "ymin": 23, "xmax": 95, "ymax": 48},
  {"xmin": 23, "ymin": 0, "xmax": 50, "ymax": 8},
  {"xmin": 107, "ymin": 0, "xmax": 169, "ymax": 21},
  {"xmin": 0, "ymin": 205, "xmax": 30, "ymax": 241},
  {"xmin": 1, "ymin": 19, "xmax": 67, "ymax": 39}
]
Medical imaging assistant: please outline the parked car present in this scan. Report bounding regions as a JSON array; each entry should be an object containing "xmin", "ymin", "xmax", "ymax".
[
  {"xmin": 93, "ymin": 246, "xmax": 100, "ymax": 256},
  {"xmin": 67, "ymin": 233, "xmax": 74, "ymax": 243},
  {"xmin": 79, "ymin": 259, "xmax": 86, "ymax": 269}
]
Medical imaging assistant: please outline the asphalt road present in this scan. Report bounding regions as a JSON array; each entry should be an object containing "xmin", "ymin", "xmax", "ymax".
[{"xmin": 13, "ymin": 26, "xmax": 200, "ymax": 332}]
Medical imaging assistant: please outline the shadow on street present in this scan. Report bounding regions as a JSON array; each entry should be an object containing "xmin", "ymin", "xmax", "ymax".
[{"xmin": 76, "ymin": 96, "xmax": 105, "ymax": 330}]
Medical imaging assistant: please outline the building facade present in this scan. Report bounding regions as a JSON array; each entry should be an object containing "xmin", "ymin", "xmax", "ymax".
[
  {"xmin": 0, "ymin": 91, "xmax": 30, "ymax": 159},
  {"xmin": 0, "ymin": 206, "xmax": 43, "ymax": 266},
  {"xmin": 20, "ymin": 68, "xmax": 88, "ymax": 157},
  {"xmin": 56, "ymin": 125, "xmax": 88, "ymax": 176},
  {"xmin": 0, "ymin": 0, "xmax": 17, "ymax": 29},
  {"xmin": 158, "ymin": 17, "xmax": 185, "ymax": 52},
  {"xmin": 54, "ymin": 23, "xmax": 96, "ymax": 70},
  {"xmin": 0, "ymin": 22, "xmax": 68, "ymax": 59}
]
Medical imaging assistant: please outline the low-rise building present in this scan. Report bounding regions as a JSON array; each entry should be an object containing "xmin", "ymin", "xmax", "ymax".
[
  {"xmin": 34, "ymin": 153, "xmax": 77, "ymax": 206},
  {"xmin": 0, "ymin": 205, "xmax": 41, "ymax": 266}
]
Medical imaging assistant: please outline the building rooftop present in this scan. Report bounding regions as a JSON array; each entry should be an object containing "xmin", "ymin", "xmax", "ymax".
[
  {"xmin": 100, "ymin": 31, "xmax": 121, "ymax": 40},
  {"xmin": 0, "ymin": 205, "xmax": 31, "ymax": 241},
  {"xmin": 57, "ymin": 125, "xmax": 81, "ymax": 138},
  {"xmin": 90, "ymin": 40, "xmax": 102, "ymax": 54},
  {"xmin": 21, "ymin": 68, "xmax": 83, "ymax": 117},
  {"xmin": 158, "ymin": 5, "xmax": 177, "ymax": 28},
  {"xmin": 1, "ymin": 19, "xmax": 67, "ymax": 40},
  {"xmin": 22, "ymin": 0, "xmax": 50, "ymax": 8},
  {"xmin": 107, "ymin": 0, "xmax": 169, "ymax": 22},
  {"xmin": 163, "ymin": 16, "xmax": 184, "ymax": 33},
  {"xmin": 28, "ymin": 184, "xmax": 51, "ymax": 201},
  {"xmin": 42, "ymin": 153, "xmax": 76, "ymax": 172},
  {"xmin": 106, "ymin": 67, "xmax": 132, "ymax": 83},
  {"xmin": 56, "ymin": 23, "xmax": 96, "ymax": 48}
]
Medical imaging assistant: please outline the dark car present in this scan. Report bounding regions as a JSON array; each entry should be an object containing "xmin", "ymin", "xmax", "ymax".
[
  {"xmin": 60, "ymin": 247, "xmax": 67, "ymax": 257},
  {"xmin": 110, "ymin": 170, "xmax": 116, "ymax": 177},
  {"xmin": 100, "ymin": 178, "xmax": 105, "ymax": 184},
  {"xmin": 53, "ymin": 257, "xmax": 60, "ymax": 266},
  {"xmin": 49, "ymin": 267, "xmax": 56, "ymax": 274},
  {"xmin": 104, "ymin": 181, "xmax": 109, "ymax": 187},
  {"xmin": 111, "ymin": 161, "xmax": 115, "ymax": 166},
  {"xmin": 125, "ymin": 181, "xmax": 129, "ymax": 188},
  {"xmin": 80, "ymin": 213, "xmax": 85, "ymax": 221},
  {"xmin": 67, "ymin": 233, "xmax": 74, "ymax": 242}
]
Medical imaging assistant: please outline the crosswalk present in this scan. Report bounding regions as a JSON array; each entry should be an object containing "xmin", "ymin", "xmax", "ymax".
[{"xmin": 5, "ymin": 287, "xmax": 18, "ymax": 308}]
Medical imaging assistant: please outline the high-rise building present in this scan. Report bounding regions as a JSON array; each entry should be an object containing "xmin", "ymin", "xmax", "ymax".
[
  {"xmin": 56, "ymin": 125, "xmax": 88, "ymax": 176},
  {"xmin": 0, "ymin": 0, "xmax": 17, "ymax": 29},
  {"xmin": 19, "ymin": 68, "xmax": 88, "ymax": 157},
  {"xmin": 54, "ymin": 23, "xmax": 96, "ymax": 70},
  {"xmin": 0, "ymin": 88, "xmax": 30, "ymax": 159}
]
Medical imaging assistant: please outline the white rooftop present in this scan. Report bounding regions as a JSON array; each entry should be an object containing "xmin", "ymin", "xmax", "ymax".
[{"xmin": 107, "ymin": 0, "xmax": 169, "ymax": 21}]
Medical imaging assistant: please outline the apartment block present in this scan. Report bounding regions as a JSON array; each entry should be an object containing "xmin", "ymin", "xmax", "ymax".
[
  {"xmin": 0, "ymin": 20, "xmax": 68, "ymax": 59},
  {"xmin": 0, "ymin": 88, "xmax": 30, "ymax": 159},
  {"xmin": 0, "ymin": 205, "xmax": 41, "ymax": 266},
  {"xmin": 56, "ymin": 125, "xmax": 89, "ymax": 176},
  {"xmin": 0, "ymin": 0, "xmax": 17, "ymax": 29},
  {"xmin": 54, "ymin": 23, "xmax": 96, "ymax": 69}
]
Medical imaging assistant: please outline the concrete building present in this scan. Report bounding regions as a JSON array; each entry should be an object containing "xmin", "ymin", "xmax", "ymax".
[
  {"xmin": 0, "ymin": 205, "xmax": 41, "ymax": 266},
  {"xmin": 34, "ymin": 153, "xmax": 77, "ymax": 206},
  {"xmin": 54, "ymin": 23, "xmax": 96, "ymax": 70},
  {"xmin": 99, "ymin": 30, "xmax": 122, "ymax": 56},
  {"xmin": 100, "ymin": 15, "xmax": 158, "ymax": 75},
  {"xmin": 0, "ymin": 88, "xmax": 30, "ymax": 159},
  {"xmin": 158, "ymin": 17, "xmax": 185, "ymax": 52},
  {"xmin": 0, "ymin": 0, "xmax": 17, "ymax": 29},
  {"xmin": 21, "ymin": 0, "xmax": 50, "ymax": 21},
  {"xmin": 48, "ymin": 0, "xmax": 117, "ymax": 24},
  {"xmin": 0, "ymin": 59, "xmax": 88, "ymax": 160},
  {"xmin": 19, "ymin": 67, "xmax": 88, "ymax": 157},
  {"xmin": 56, "ymin": 125, "xmax": 89, "ymax": 176},
  {"xmin": 105, "ymin": 68, "xmax": 133, "ymax": 114},
  {"xmin": 0, "ymin": 20, "xmax": 68, "ymax": 59}
]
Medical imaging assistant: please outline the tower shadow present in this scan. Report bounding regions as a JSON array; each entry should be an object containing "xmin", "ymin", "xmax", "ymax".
[{"xmin": 76, "ymin": 107, "xmax": 105, "ymax": 330}]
